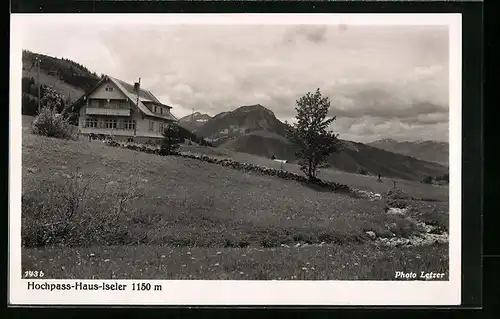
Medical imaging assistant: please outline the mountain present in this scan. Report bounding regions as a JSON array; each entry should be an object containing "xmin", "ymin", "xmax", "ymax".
[
  {"xmin": 194, "ymin": 104, "xmax": 289, "ymax": 146},
  {"xmin": 194, "ymin": 105, "xmax": 448, "ymax": 181},
  {"xmin": 21, "ymin": 50, "xmax": 100, "ymax": 115},
  {"xmin": 179, "ymin": 112, "xmax": 212, "ymax": 131},
  {"xmin": 327, "ymin": 140, "xmax": 447, "ymax": 181},
  {"xmin": 367, "ymin": 139, "xmax": 449, "ymax": 166}
]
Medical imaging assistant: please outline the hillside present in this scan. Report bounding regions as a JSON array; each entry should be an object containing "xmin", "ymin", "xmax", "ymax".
[
  {"xmin": 219, "ymin": 130, "xmax": 298, "ymax": 161},
  {"xmin": 21, "ymin": 50, "xmax": 100, "ymax": 115},
  {"xmin": 179, "ymin": 112, "xmax": 212, "ymax": 131},
  {"xmin": 327, "ymin": 140, "xmax": 447, "ymax": 181},
  {"xmin": 367, "ymin": 139, "xmax": 449, "ymax": 166},
  {"xmin": 195, "ymin": 105, "xmax": 448, "ymax": 182},
  {"xmin": 22, "ymin": 132, "xmax": 448, "ymax": 279}
]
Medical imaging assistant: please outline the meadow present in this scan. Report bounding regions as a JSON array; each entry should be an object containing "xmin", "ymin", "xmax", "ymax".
[{"xmin": 20, "ymin": 130, "xmax": 449, "ymax": 280}]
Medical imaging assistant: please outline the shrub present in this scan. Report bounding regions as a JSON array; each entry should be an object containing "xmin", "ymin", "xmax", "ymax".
[
  {"xmin": 159, "ymin": 123, "xmax": 181, "ymax": 156},
  {"xmin": 31, "ymin": 106, "xmax": 77, "ymax": 140},
  {"xmin": 386, "ymin": 187, "xmax": 411, "ymax": 201},
  {"xmin": 357, "ymin": 167, "xmax": 369, "ymax": 175},
  {"xmin": 422, "ymin": 176, "xmax": 434, "ymax": 184}
]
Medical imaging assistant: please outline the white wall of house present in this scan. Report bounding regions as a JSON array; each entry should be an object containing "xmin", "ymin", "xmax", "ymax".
[
  {"xmin": 78, "ymin": 79, "xmax": 175, "ymax": 140},
  {"xmin": 89, "ymin": 80, "xmax": 127, "ymax": 100}
]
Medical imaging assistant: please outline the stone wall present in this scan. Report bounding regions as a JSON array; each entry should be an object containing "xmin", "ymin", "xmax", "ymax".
[{"xmin": 104, "ymin": 140, "xmax": 374, "ymax": 195}]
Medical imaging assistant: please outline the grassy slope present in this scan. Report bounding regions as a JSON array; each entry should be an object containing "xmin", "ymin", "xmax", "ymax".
[
  {"xmin": 328, "ymin": 141, "xmax": 448, "ymax": 182},
  {"xmin": 22, "ymin": 61, "xmax": 85, "ymax": 102},
  {"xmin": 180, "ymin": 144, "xmax": 448, "ymax": 202},
  {"xmin": 21, "ymin": 133, "xmax": 449, "ymax": 280}
]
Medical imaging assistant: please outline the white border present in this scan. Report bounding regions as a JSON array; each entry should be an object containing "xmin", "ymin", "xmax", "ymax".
[{"xmin": 9, "ymin": 13, "xmax": 462, "ymax": 306}]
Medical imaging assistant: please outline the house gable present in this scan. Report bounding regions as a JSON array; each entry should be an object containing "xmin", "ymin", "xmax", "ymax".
[
  {"xmin": 69, "ymin": 75, "xmax": 178, "ymax": 122},
  {"xmin": 89, "ymin": 79, "xmax": 129, "ymax": 101}
]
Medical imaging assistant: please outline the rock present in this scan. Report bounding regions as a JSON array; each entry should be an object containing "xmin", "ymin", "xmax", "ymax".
[
  {"xmin": 387, "ymin": 207, "xmax": 408, "ymax": 215},
  {"xmin": 27, "ymin": 167, "xmax": 38, "ymax": 174},
  {"xmin": 365, "ymin": 231, "xmax": 377, "ymax": 240}
]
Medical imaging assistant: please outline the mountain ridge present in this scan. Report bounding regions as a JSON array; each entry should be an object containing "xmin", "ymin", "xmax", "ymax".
[
  {"xmin": 194, "ymin": 105, "xmax": 448, "ymax": 181},
  {"xmin": 367, "ymin": 139, "xmax": 449, "ymax": 166}
]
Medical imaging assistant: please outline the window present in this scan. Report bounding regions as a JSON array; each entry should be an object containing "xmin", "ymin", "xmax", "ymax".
[
  {"xmin": 158, "ymin": 123, "xmax": 164, "ymax": 134},
  {"xmin": 85, "ymin": 118, "xmax": 98, "ymax": 128},
  {"xmin": 160, "ymin": 107, "xmax": 163, "ymax": 114},
  {"xmin": 127, "ymin": 138, "xmax": 134, "ymax": 143},
  {"xmin": 124, "ymin": 120, "xmax": 136, "ymax": 130},
  {"xmin": 154, "ymin": 105, "xmax": 157, "ymax": 113},
  {"xmin": 119, "ymin": 100, "xmax": 127, "ymax": 109},
  {"xmin": 98, "ymin": 100, "xmax": 106, "ymax": 108},
  {"xmin": 105, "ymin": 86, "xmax": 114, "ymax": 92},
  {"xmin": 105, "ymin": 119, "xmax": 117, "ymax": 129},
  {"xmin": 149, "ymin": 120, "xmax": 155, "ymax": 132}
]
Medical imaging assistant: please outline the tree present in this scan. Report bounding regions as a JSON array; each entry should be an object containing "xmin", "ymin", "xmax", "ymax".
[
  {"xmin": 40, "ymin": 85, "xmax": 66, "ymax": 114},
  {"xmin": 286, "ymin": 88, "xmax": 341, "ymax": 181},
  {"xmin": 22, "ymin": 93, "xmax": 38, "ymax": 116},
  {"xmin": 159, "ymin": 123, "xmax": 181, "ymax": 155}
]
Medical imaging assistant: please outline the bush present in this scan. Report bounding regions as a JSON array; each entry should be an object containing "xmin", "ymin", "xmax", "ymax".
[
  {"xmin": 422, "ymin": 176, "xmax": 434, "ymax": 184},
  {"xmin": 357, "ymin": 167, "xmax": 369, "ymax": 175},
  {"xmin": 31, "ymin": 106, "xmax": 77, "ymax": 140},
  {"xmin": 386, "ymin": 187, "xmax": 411, "ymax": 201},
  {"xmin": 159, "ymin": 123, "xmax": 181, "ymax": 155}
]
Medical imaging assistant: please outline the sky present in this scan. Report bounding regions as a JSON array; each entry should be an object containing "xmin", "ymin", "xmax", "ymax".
[{"xmin": 21, "ymin": 21, "xmax": 450, "ymax": 143}]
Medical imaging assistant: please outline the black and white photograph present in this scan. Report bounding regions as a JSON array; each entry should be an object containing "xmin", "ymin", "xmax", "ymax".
[{"xmin": 10, "ymin": 13, "xmax": 462, "ymax": 305}]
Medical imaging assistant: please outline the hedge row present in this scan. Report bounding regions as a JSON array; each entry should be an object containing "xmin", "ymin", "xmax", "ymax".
[{"xmin": 105, "ymin": 140, "xmax": 356, "ymax": 194}]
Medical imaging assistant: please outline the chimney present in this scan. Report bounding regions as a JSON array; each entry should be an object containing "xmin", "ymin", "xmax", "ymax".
[{"xmin": 134, "ymin": 82, "xmax": 140, "ymax": 93}]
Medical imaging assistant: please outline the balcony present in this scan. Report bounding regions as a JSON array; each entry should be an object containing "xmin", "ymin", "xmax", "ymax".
[{"xmin": 86, "ymin": 108, "xmax": 131, "ymax": 116}]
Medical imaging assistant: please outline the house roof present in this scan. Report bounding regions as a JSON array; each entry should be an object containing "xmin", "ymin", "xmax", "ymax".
[
  {"xmin": 111, "ymin": 77, "xmax": 160, "ymax": 103},
  {"xmin": 69, "ymin": 75, "xmax": 178, "ymax": 121}
]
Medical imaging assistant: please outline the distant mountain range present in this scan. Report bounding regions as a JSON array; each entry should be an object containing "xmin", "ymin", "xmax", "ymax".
[
  {"xmin": 22, "ymin": 50, "xmax": 448, "ymax": 181},
  {"xmin": 367, "ymin": 138, "xmax": 449, "ymax": 166},
  {"xmin": 191, "ymin": 104, "xmax": 448, "ymax": 181}
]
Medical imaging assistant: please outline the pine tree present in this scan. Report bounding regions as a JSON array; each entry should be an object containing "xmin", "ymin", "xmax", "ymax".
[{"xmin": 286, "ymin": 88, "xmax": 341, "ymax": 181}]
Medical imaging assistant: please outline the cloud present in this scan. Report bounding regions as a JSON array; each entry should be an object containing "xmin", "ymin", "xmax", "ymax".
[{"xmin": 21, "ymin": 22, "xmax": 450, "ymax": 142}]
